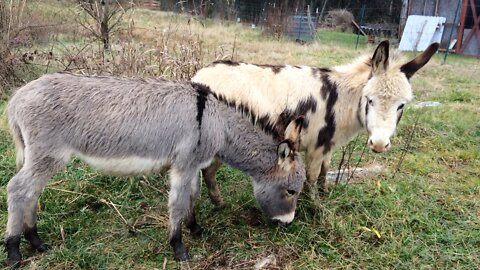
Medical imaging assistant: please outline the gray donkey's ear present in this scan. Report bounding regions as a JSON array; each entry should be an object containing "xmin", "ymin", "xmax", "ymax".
[
  {"xmin": 277, "ymin": 116, "xmax": 304, "ymax": 171},
  {"xmin": 277, "ymin": 140, "xmax": 294, "ymax": 172}
]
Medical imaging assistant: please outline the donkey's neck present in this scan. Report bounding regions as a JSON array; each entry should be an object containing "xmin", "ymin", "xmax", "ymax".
[
  {"xmin": 217, "ymin": 106, "xmax": 279, "ymax": 178},
  {"xmin": 329, "ymin": 59, "xmax": 371, "ymax": 145}
]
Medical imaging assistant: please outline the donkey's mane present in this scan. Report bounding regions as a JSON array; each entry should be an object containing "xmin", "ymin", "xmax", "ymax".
[{"xmin": 210, "ymin": 91, "xmax": 317, "ymax": 140}]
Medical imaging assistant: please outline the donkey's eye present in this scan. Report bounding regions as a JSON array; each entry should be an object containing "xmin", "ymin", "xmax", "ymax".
[
  {"xmin": 397, "ymin": 104, "xmax": 405, "ymax": 111},
  {"xmin": 286, "ymin": 189, "xmax": 296, "ymax": 197},
  {"xmin": 368, "ymin": 98, "xmax": 374, "ymax": 106}
]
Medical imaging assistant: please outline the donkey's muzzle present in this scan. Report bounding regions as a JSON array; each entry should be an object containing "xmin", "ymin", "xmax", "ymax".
[
  {"xmin": 271, "ymin": 211, "xmax": 295, "ymax": 226},
  {"xmin": 368, "ymin": 139, "xmax": 391, "ymax": 153}
]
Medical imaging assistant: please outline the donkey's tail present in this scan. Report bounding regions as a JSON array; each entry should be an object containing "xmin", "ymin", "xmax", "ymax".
[{"xmin": 8, "ymin": 118, "xmax": 25, "ymax": 171}]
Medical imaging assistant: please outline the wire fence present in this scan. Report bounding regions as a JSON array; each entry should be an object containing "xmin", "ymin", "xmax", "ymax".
[
  {"xmin": 145, "ymin": 0, "xmax": 480, "ymax": 59},
  {"xmin": 149, "ymin": 0, "xmax": 406, "ymax": 48}
]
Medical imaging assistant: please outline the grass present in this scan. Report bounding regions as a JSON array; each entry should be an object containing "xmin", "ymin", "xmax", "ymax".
[{"xmin": 0, "ymin": 1, "xmax": 479, "ymax": 269}]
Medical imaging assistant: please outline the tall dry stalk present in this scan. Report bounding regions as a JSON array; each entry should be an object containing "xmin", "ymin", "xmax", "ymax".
[
  {"xmin": 0, "ymin": 0, "xmax": 27, "ymax": 97},
  {"xmin": 76, "ymin": 0, "xmax": 133, "ymax": 50},
  {"xmin": 54, "ymin": 16, "xmax": 207, "ymax": 80}
]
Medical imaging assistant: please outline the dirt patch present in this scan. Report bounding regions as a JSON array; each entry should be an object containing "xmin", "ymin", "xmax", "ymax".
[
  {"xmin": 232, "ymin": 207, "xmax": 264, "ymax": 227},
  {"xmin": 326, "ymin": 163, "xmax": 383, "ymax": 183},
  {"xmin": 189, "ymin": 246, "xmax": 299, "ymax": 270}
]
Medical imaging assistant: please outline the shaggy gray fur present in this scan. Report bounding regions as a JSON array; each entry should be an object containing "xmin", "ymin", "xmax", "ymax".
[{"xmin": 5, "ymin": 73, "xmax": 305, "ymax": 265}]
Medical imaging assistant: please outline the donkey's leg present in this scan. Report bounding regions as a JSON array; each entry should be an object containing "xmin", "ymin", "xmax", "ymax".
[
  {"xmin": 168, "ymin": 167, "xmax": 195, "ymax": 261},
  {"xmin": 317, "ymin": 152, "xmax": 332, "ymax": 193},
  {"xmin": 5, "ymin": 156, "xmax": 63, "ymax": 267},
  {"xmin": 23, "ymin": 201, "xmax": 48, "ymax": 252},
  {"xmin": 305, "ymin": 148, "xmax": 322, "ymax": 200},
  {"xmin": 201, "ymin": 158, "xmax": 224, "ymax": 207},
  {"xmin": 4, "ymin": 170, "xmax": 27, "ymax": 267},
  {"xmin": 185, "ymin": 176, "xmax": 203, "ymax": 238}
]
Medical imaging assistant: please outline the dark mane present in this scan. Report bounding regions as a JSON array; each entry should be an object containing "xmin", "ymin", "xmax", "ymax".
[{"xmin": 212, "ymin": 93, "xmax": 317, "ymax": 140}]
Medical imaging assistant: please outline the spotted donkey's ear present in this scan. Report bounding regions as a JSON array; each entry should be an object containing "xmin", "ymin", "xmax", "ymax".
[
  {"xmin": 372, "ymin": 40, "xmax": 390, "ymax": 75},
  {"xmin": 277, "ymin": 116, "xmax": 304, "ymax": 171},
  {"xmin": 400, "ymin": 43, "xmax": 439, "ymax": 79}
]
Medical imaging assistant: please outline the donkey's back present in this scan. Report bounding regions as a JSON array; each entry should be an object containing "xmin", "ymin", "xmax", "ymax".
[
  {"xmin": 5, "ymin": 73, "xmax": 226, "ymax": 265},
  {"xmin": 8, "ymin": 73, "xmax": 222, "ymax": 174}
]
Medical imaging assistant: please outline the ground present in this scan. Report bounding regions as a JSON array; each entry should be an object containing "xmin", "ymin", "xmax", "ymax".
[{"xmin": 0, "ymin": 1, "xmax": 479, "ymax": 269}]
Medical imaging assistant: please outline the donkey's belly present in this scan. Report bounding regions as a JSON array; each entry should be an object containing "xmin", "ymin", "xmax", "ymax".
[{"xmin": 76, "ymin": 153, "xmax": 169, "ymax": 175}]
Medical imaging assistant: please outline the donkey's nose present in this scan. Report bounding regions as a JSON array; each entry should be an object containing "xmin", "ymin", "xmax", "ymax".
[
  {"xmin": 368, "ymin": 139, "xmax": 391, "ymax": 153},
  {"xmin": 271, "ymin": 211, "xmax": 295, "ymax": 225}
]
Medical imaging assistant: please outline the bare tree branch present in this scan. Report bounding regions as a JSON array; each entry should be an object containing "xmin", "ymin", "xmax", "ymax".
[{"xmin": 76, "ymin": 0, "xmax": 133, "ymax": 50}]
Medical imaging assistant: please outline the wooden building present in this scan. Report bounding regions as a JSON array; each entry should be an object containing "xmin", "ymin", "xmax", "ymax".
[{"xmin": 400, "ymin": 0, "xmax": 479, "ymax": 57}]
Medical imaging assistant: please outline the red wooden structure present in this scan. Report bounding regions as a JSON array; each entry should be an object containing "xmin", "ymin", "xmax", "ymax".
[{"xmin": 456, "ymin": 0, "xmax": 480, "ymax": 57}]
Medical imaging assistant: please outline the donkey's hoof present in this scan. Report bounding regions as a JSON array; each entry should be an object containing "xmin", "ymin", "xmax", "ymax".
[
  {"xmin": 6, "ymin": 257, "xmax": 21, "ymax": 269},
  {"xmin": 319, "ymin": 185, "xmax": 329, "ymax": 193},
  {"xmin": 190, "ymin": 225, "xmax": 203, "ymax": 238},
  {"xmin": 174, "ymin": 250, "xmax": 191, "ymax": 261},
  {"xmin": 35, "ymin": 243, "xmax": 49, "ymax": 252},
  {"xmin": 210, "ymin": 197, "xmax": 225, "ymax": 208}
]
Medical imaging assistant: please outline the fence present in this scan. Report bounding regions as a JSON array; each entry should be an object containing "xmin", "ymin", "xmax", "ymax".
[
  {"xmin": 150, "ymin": 1, "xmax": 405, "ymax": 46},
  {"xmin": 143, "ymin": 0, "xmax": 479, "ymax": 58}
]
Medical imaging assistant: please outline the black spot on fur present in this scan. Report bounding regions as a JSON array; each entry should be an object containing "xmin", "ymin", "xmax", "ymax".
[
  {"xmin": 211, "ymin": 60, "xmax": 240, "ymax": 66},
  {"xmin": 365, "ymin": 97, "xmax": 369, "ymax": 132},
  {"xmin": 317, "ymin": 73, "xmax": 338, "ymax": 153},
  {"xmin": 276, "ymin": 96, "xmax": 317, "ymax": 137},
  {"xmin": 311, "ymin": 67, "xmax": 332, "ymax": 79},
  {"xmin": 396, "ymin": 110, "xmax": 403, "ymax": 125},
  {"xmin": 213, "ymin": 93, "xmax": 316, "ymax": 140},
  {"xmin": 356, "ymin": 97, "xmax": 364, "ymax": 127},
  {"xmin": 257, "ymin": 115, "xmax": 278, "ymax": 136},
  {"xmin": 193, "ymin": 83, "xmax": 211, "ymax": 127},
  {"xmin": 255, "ymin": 64, "xmax": 285, "ymax": 74},
  {"xmin": 192, "ymin": 83, "xmax": 211, "ymax": 144},
  {"xmin": 320, "ymin": 73, "xmax": 336, "ymax": 100}
]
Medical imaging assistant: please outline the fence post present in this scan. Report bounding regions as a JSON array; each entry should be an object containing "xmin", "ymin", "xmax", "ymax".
[
  {"xmin": 355, "ymin": 0, "xmax": 366, "ymax": 50},
  {"xmin": 443, "ymin": 0, "xmax": 461, "ymax": 64}
]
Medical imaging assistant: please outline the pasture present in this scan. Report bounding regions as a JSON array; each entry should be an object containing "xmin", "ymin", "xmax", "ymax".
[{"xmin": 0, "ymin": 1, "xmax": 479, "ymax": 269}]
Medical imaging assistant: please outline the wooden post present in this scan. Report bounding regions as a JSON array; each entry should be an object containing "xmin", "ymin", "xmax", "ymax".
[
  {"xmin": 399, "ymin": 0, "xmax": 409, "ymax": 38},
  {"xmin": 455, "ymin": 0, "xmax": 468, "ymax": 53}
]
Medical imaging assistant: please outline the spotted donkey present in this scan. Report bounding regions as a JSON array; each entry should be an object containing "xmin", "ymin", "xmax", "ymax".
[
  {"xmin": 193, "ymin": 41, "xmax": 439, "ymax": 205},
  {"xmin": 5, "ymin": 73, "xmax": 306, "ymax": 266}
]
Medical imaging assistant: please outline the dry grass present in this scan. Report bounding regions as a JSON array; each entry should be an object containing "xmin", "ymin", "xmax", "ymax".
[{"xmin": 0, "ymin": 0, "xmax": 27, "ymax": 97}]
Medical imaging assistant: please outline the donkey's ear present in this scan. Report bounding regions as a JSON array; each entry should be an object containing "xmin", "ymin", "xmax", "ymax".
[
  {"xmin": 277, "ymin": 140, "xmax": 294, "ymax": 171},
  {"xmin": 372, "ymin": 40, "xmax": 390, "ymax": 74},
  {"xmin": 284, "ymin": 115, "xmax": 304, "ymax": 147},
  {"xmin": 400, "ymin": 43, "xmax": 439, "ymax": 79},
  {"xmin": 277, "ymin": 116, "xmax": 304, "ymax": 171}
]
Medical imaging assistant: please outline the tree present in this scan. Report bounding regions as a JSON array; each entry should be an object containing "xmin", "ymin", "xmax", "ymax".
[{"xmin": 77, "ymin": 0, "xmax": 133, "ymax": 50}]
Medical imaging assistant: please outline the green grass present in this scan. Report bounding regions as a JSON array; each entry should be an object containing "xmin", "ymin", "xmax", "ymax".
[
  {"xmin": 0, "ymin": 1, "xmax": 479, "ymax": 269},
  {"xmin": 317, "ymin": 29, "xmax": 368, "ymax": 49}
]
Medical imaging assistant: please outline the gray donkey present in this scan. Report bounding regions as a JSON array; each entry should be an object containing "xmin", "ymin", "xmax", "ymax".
[{"xmin": 5, "ymin": 73, "xmax": 306, "ymax": 267}]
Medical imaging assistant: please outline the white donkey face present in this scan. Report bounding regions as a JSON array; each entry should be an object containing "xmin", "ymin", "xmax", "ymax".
[
  {"xmin": 363, "ymin": 41, "xmax": 439, "ymax": 153},
  {"xmin": 364, "ymin": 74, "xmax": 412, "ymax": 153}
]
